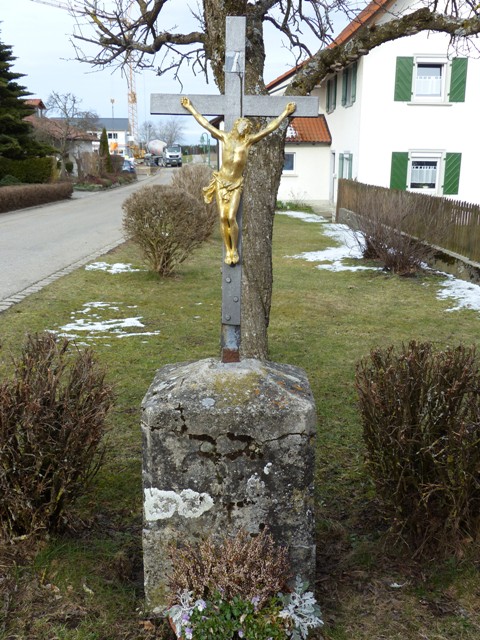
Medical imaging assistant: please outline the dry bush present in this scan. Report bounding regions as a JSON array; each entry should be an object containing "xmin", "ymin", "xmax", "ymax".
[
  {"xmin": 0, "ymin": 333, "xmax": 113, "ymax": 538},
  {"xmin": 80, "ymin": 151, "xmax": 101, "ymax": 177},
  {"xmin": 355, "ymin": 212, "xmax": 433, "ymax": 275},
  {"xmin": 343, "ymin": 184, "xmax": 452, "ymax": 275},
  {"xmin": 0, "ymin": 183, "xmax": 73, "ymax": 213},
  {"xmin": 170, "ymin": 163, "xmax": 216, "ymax": 242},
  {"xmin": 122, "ymin": 183, "xmax": 213, "ymax": 276},
  {"xmin": 167, "ymin": 529, "xmax": 291, "ymax": 606},
  {"xmin": 356, "ymin": 341, "xmax": 480, "ymax": 554}
]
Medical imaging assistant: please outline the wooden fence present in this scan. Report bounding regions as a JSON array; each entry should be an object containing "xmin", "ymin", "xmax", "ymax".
[{"xmin": 336, "ymin": 179, "xmax": 480, "ymax": 263}]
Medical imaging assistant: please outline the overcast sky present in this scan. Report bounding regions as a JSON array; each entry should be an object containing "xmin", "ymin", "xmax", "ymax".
[{"xmin": 1, "ymin": 0, "xmax": 345, "ymax": 143}]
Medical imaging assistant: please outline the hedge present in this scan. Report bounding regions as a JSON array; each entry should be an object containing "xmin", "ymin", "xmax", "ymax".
[
  {"xmin": 0, "ymin": 183, "xmax": 73, "ymax": 213},
  {"xmin": 0, "ymin": 157, "xmax": 56, "ymax": 184}
]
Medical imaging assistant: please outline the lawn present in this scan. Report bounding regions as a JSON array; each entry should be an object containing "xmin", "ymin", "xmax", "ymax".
[{"xmin": 1, "ymin": 211, "xmax": 479, "ymax": 639}]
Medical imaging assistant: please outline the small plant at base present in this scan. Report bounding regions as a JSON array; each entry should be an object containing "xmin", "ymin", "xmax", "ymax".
[
  {"xmin": 167, "ymin": 578, "xmax": 323, "ymax": 640},
  {"xmin": 165, "ymin": 530, "xmax": 323, "ymax": 639}
]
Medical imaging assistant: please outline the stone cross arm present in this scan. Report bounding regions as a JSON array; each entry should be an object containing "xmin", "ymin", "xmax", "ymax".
[{"xmin": 150, "ymin": 93, "xmax": 319, "ymax": 120}]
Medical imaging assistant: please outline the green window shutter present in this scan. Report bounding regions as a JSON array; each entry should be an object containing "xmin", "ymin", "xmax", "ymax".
[
  {"xmin": 327, "ymin": 77, "xmax": 336, "ymax": 112},
  {"xmin": 342, "ymin": 69, "xmax": 348, "ymax": 106},
  {"xmin": 443, "ymin": 153, "xmax": 462, "ymax": 195},
  {"xmin": 348, "ymin": 154, "xmax": 353, "ymax": 179},
  {"xmin": 351, "ymin": 62, "xmax": 357, "ymax": 104},
  {"xmin": 394, "ymin": 57, "xmax": 414, "ymax": 101},
  {"xmin": 390, "ymin": 152, "xmax": 409, "ymax": 190},
  {"xmin": 449, "ymin": 58, "xmax": 468, "ymax": 102},
  {"xmin": 339, "ymin": 154, "xmax": 344, "ymax": 179}
]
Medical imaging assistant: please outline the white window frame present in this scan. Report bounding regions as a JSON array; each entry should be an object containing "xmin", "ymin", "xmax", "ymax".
[
  {"xmin": 407, "ymin": 150, "xmax": 444, "ymax": 194},
  {"xmin": 283, "ymin": 151, "xmax": 296, "ymax": 174},
  {"xmin": 340, "ymin": 152, "xmax": 353, "ymax": 179},
  {"xmin": 413, "ymin": 56, "xmax": 448, "ymax": 103}
]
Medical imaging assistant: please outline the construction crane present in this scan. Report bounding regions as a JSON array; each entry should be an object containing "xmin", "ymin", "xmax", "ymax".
[{"xmin": 29, "ymin": 0, "xmax": 139, "ymax": 153}]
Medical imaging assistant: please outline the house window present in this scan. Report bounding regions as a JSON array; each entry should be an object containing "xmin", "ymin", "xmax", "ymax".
[
  {"xmin": 326, "ymin": 76, "xmax": 337, "ymax": 113},
  {"xmin": 394, "ymin": 56, "xmax": 468, "ymax": 103},
  {"xmin": 283, "ymin": 152, "xmax": 295, "ymax": 172},
  {"xmin": 414, "ymin": 61, "xmax": 445, "ymax": 100},
  {"xmin": 107, "ymin": 132, "xmax": 118, "ymax": 140},
  {"xmin": 390, "ymin": 151, "xmax": 462, "ymax": 195},
  {"xmin": 339, "ymin": 153, "xmax": 353, "ymax": 179},
  {"xmin": 409, "ymin": 158, "xmax": 439, "ymax": 190},
  {"xmin": 341, "ymin": 62, "xmax": 357, "ymax": 107}
]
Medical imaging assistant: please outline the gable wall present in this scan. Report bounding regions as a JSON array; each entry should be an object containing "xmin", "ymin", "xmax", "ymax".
[
  {"xmin": 277, "ymin": 143, "xmax": 331, "ymax": 203},
  {"xmin": 356, "ymin": 30, "xmax": 479, "ymax": 203}
]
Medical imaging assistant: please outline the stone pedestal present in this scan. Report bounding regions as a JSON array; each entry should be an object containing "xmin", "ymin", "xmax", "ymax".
[{"xmin": 141, "ymin": 358, "xmax": 316, "ymax": 613}]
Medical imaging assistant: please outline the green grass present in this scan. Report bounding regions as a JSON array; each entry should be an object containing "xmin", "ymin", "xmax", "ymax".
[{"xmin": 1, "ymin": 213, "xmax": 480, "ymax": 639}]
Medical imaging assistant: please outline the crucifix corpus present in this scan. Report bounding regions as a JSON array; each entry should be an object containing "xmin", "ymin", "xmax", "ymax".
[{"xmin": 151, "ymin": 16, "xmax": 319, "ymax": 363}]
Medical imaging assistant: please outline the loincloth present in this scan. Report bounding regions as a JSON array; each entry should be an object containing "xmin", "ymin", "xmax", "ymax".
[{"xmin": 203, "ymin": 172, "xmax": 244, "ymax": 205}]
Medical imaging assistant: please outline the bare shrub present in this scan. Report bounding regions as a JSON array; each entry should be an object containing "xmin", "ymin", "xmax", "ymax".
[
  {"xmin": 355, "ymin": 210, "xmax": 433, "ymax": 275},
  {"xmin": 122, "ymin": 183, "xmax": 213, "ymax": 276},
  {"xmin": 170, "ymin": 163, "xmax": 216, "ymax": 242},
  {"xmin": 356, "ymin": 341, "xmax": 480, "ymax": 554},
  {"xmin": 80, "ymin": 151, "xmax": 101, "ymax": 177},
  {"xmin": 167, "ymin": 528, "xmax": 291, "ymax": 606},
  {"xmin": 339, "ymin": 181, "xmax": 452, "ymax": 275},
  {"xmin": 0, "ymin": 332, "xmax": 113, "ymax": 537},
  {"xmin": 0, "ymin": 183, "xmax": 73, "ymax": 213}
]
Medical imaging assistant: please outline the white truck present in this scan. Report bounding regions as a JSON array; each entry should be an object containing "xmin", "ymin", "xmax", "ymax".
[{"xmin": 161, "ymin": 144, "xmax": 182, "ymax": 167}]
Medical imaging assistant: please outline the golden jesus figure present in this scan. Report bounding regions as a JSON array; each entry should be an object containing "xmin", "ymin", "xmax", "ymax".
[{"xmin": 181, "ymin": 97, "xmax": 297, "ymax": 265}]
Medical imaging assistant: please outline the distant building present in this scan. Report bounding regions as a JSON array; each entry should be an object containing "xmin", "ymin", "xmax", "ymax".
[
  {"xmin": 25, "ymin": 98, "xmax": 47, "ymax": 118},
  {"xmin": 25, "ymin": 99, "xmax": 97, "ymax": 175},
  {"xmin": 94, "ymin": 118, "xmax": 131, "ymax": 156}
]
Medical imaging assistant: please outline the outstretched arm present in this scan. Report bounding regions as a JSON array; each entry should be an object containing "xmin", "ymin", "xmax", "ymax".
[
  {"xmin": 180, "ymin": 97, "xmax": 225, "ymax": 141},
  {"xmin": 249, "ymin": 102, "xmax": 296, "ymax": 145}
]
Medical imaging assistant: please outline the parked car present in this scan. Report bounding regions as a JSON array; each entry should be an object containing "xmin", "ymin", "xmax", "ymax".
[
  {"xmin": 162, "ymin": 145, "xmax": 182, "ymax": 167},
  {"xmin": 122, "ymin": 159, "xmax": 136, "ymax": 173}
]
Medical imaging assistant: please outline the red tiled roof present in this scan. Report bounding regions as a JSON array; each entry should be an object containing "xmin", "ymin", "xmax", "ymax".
[
  {"xmin": 25, "ymin": 98, "xmax": 47, "ymax": 110},
  {"xmin": 266, "ymin": 61, "xmax": 307, "ymax": 91},
  {"xmin": 26, "ymin": 115, "xmax": 97, "ymax": 141},
  {"xmin": 286, "ymin": 116, "xmax": 331, "ymax": 144},
  {"xmin": 331, "ymin": 0, "xmax": 394, "ymax": 47},
  {"xmin": 267, "ymin": 0, "xmax": 394, "ymax": 90}
]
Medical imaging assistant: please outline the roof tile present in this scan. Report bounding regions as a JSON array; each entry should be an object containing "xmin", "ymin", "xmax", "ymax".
[{"xmin": 286, "ymin": 115, "xmax": 331, "ymax": 144}]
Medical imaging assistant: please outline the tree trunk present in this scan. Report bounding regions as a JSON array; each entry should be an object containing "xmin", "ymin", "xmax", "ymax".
[
  {"xmin": 241, "ymin": 130, "xmax": 286, "ymax": 359},
  {"xmin": 203, "ymin": 2, "xmax": 285, "ymax": 359}
]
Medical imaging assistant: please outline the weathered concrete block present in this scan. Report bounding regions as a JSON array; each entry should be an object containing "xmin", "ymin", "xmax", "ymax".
[{"xmin": 141, "ymin": 357, "xmax": 316, "ymax": 613}]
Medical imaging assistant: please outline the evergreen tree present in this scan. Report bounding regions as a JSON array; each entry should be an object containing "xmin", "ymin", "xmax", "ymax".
[
  {"xmin": 0, "ymin": 35, "xmax": 50, "ymax": 159},
  {"xmin": 99, "ymin": 127, "xmax": 113, "ymax": 173}
]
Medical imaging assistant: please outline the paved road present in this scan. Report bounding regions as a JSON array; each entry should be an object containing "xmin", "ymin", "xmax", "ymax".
[{"xmin": 0, "ymin": 170, "xmax": 173, "ymax": 311}]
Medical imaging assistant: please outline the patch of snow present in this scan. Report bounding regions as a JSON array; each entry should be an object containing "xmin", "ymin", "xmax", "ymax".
[
  {"xmin": 51, "ymin": 301, "xmax": 160, "ymax": 342},
  {"xmin": 276, "ymin": 210, "xmax": 327, "ymax": 223},
  {"xmin": 288, "ymin": 221, "xmax": 376, "ymax": 272},
  {"xmin": 437, "ymin": 276, "xmax": 480, "ymax": 312},
  {"xmin": 316, "ymin": 262, "xmax": 379, "ymax": 273},
  {"xmin": 85, "ymin": 262, "xmax": 144, "ymax": 274},
  {"xmin": 60, "ymin": 317, "xmax": 145, "ymax": 333}
]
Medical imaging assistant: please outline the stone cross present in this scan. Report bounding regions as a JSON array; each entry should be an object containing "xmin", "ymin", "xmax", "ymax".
[{"xmin": 151, "ymin": 16, "xmax": 318, "ymax": 363}]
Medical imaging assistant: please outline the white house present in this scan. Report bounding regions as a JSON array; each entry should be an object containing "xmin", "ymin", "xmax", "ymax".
[
  {"xmin": 269, "ymin": 0, "xmax": 480, "ymax": 206},
  {"xmin": 277, "ymin": 116, "xmax": 331, "ymax": 204},
  {"xmin": 95, "ymin": 118, "xmax": 131, "ymax": 156}
]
